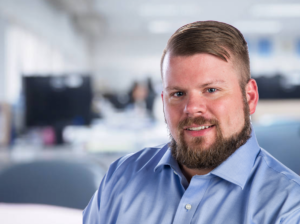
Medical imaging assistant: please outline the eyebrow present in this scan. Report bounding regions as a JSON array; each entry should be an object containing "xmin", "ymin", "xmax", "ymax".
[
  {"xmin": 200, "ymin": 80, "xmax": 226, "ymax": 88},
  {"xmin": 165, "ymin": 86, "xmax": 182, "ymax": 91},
  {"xmin": 165, "ymin": 80, "xmax": 227, "ymax": 91}
]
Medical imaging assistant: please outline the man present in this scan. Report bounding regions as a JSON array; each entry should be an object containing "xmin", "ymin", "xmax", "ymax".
[{"xmin": 83, "ymin": 21, "xmax": 300, "ymax": 224}]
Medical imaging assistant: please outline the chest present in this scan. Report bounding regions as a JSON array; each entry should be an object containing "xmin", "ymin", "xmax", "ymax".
[{"xmin": 99, "ymin": 170, "xmax": 278, "ymax": 224}]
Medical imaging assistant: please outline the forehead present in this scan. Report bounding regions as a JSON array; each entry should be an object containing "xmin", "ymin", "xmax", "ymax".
[{"xmin": 162, "ymin": 53, "xmax": 240, "ymax": 87}]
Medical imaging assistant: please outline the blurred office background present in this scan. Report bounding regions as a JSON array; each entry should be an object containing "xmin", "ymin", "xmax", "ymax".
[{"xmin": 0, "ymin": 0, "xmax": 300, "ymax": 223}]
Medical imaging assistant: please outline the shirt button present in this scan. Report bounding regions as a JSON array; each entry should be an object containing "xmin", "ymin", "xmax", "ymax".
[
  {"xmin": 174, "ymin": 171, "xmax": 178, "ymax": 175},
  {"xmin": 185, "ymin": 204, "xmax": 192, "ymax": 210}
]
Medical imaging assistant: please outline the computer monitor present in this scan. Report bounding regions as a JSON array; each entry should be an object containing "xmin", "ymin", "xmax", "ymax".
[{"xmin": 23, "ymin": 75, "xmax": 93, "ymax": 144}]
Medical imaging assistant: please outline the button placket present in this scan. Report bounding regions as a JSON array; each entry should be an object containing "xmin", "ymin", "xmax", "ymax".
[{"xmin": 172, "ymin": 176, "xmax": 212, "ymax": 224}]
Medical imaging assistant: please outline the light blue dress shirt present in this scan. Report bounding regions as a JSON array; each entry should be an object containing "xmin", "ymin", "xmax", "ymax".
[{"xmin": 83, "ymin": 129, "xmax": 300, "ymax": 224}]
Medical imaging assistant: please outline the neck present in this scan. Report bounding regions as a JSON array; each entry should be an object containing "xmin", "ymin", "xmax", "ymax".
[{"xmin": 180, "ymin": 164, "xmax": 213, "ymax": 183}]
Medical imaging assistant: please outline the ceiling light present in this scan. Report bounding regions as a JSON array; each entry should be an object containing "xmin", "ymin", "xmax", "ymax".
[
  {"xmin": 148, "ymin": 20, "xmax": 190, "ymax": 34},
  {"xmin": 234, "ymin": 21, "xmax": 282, "ymax": 34},
  {"xmin": 148, "ymin": 21, "xmax": 173, "ymax": 34},
  {"xmin": 140, "ymin": 4, "xmax": 200, "ymax": 17},
  {"xmin": 250, "ymin": 4, "xmax": 300, "ymax": 17}
]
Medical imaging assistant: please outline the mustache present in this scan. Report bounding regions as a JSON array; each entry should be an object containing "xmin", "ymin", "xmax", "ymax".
[{"xmin": 178, "ymin": 116, "xmax": 219, "ymax": 129}]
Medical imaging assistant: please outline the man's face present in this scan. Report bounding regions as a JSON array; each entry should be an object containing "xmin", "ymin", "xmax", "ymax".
[{"xmin": 161, "ymin": 53, "xmax": 254, "ymax": 169}]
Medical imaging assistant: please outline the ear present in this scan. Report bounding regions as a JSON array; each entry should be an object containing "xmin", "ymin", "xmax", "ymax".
[
  {"xmin": 161, "ymin": 91, "xmax": 164, "ymax": 104},
  {"xmin": 245, "ymin": 79, "xmax": 259, "ymax": 115}
]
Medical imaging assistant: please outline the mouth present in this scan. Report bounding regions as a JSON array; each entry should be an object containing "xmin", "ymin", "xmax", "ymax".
[
  {"xmin": 183, "ymin": 125, "xmax": 215, "ymax": 138},
  {"xmin": 185, "ymin": 125, "xmax": 214, "ymax": 131}
]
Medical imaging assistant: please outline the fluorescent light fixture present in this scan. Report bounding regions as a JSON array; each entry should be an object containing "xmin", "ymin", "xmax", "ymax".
[
  {"xmin": 148, "ymin": 21, "xmax": 173, "ymax": 34},
  {"xmin": 148, "ymin": 20, "xmax": 190, "ymax": 34},
  {"xmin": 234, "ymin": 21, "xmax": 282, "ymax": 34},
  {"xmin": 140, "ymin": 4, "xmax": 200, "ymax": 17},
  {"xmin": 250, "ymin": 4, "xmax": 300, "ymax": 17}
]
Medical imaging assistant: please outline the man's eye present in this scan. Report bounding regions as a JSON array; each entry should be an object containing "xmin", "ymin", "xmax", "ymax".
[
  {"xmin": 207, "ymin": 88, "xmax": 217, "ymax": 93},
  {"xmin": 174, "ymin": 92, "xmax": 184, "ymax": 97}
]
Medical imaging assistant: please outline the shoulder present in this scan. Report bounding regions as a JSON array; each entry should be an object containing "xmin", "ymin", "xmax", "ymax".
[
  {"xmin": 105, "ymin": 143, "xmax": 169, "ymax": 182},
  {"xmin": 251, "ymin": 148, "xmax": 300, "ymax": 214},
  {"xmin": 257, "ymin": 148, "xmax": 300, "ymax": 187},
  {"xmin": 246, "ymin": 148, "xmax": 300, "ymax": 222}
]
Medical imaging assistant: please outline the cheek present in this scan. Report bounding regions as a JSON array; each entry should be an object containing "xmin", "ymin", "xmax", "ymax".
[
  {"xmin": 164, "ymin": 104, "xmax": 177, "ymax": 124},
  {"xmin": 211, "ymin": 98, "xmax": 240, "ymax": 120},
  {"xmin": 163, "ymin": 102, "xmax": 183, "ymax": 131},
  {"xmin": 211, "ymin": 98, "xmax": 245, "ymax": 135}
]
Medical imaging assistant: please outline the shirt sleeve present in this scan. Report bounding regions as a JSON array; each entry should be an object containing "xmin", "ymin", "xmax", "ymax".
[
  {"xmin": 83, "ymin": 174, "xmax": 106, "ymax": 224},
  {"xmin": 82, "ymin": 153, "xmax": 138, "ymax": 224}
]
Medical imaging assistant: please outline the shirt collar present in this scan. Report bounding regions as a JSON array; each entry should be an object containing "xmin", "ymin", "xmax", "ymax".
[
  {"xmin": 211, "ymin": 127, "xmax": 260, "ymax": 189},
  {"xmin": 154, "ymin": 144, "xmax": 182, "ymax": 175},
  {"xmin": 154, "ymin": 126, "xmax": 261, "ymax": 189}
]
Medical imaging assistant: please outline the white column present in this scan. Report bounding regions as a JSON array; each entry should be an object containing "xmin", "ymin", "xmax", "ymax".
[{"xmin": 0, "ymin": 17, "xmax": 6, "ymax": 102}]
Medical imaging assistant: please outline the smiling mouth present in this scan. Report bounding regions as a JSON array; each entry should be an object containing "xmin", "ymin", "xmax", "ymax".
[{"xmin": 185, "ymin": 125, "xmax": 214, "ymax": 131}]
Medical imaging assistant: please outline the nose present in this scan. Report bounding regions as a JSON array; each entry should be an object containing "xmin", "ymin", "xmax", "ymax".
[{"xmin": 183, "ymin": 92, "xmax": 207, "ymax": 116}]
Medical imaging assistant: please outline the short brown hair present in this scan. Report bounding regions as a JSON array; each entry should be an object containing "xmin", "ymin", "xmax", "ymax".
[{"xmin": 161, "ymin": 21, "xmax": 250, "ymax": 87}]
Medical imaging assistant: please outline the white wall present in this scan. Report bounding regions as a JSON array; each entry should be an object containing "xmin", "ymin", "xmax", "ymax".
[
  {"xmin": 92, "ymin": 34, "xmax": 168, "ymax": 92},
  {"xmin": 248, "ymin": 36, "xmax": 300, "ymax": 76},
  {"xmin": 0, "ymin": 0, "xmax": 90, "ymax": 70}
]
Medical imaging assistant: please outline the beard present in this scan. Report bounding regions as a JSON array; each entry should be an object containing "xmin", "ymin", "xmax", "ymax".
[{"xmin": 169, "ymin": 94, "xmax": 251, "ymax": 170}]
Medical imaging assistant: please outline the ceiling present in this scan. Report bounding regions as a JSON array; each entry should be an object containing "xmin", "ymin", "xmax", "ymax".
[{"xmin": 49, "ymin": 0, "xmax": 300, "ymax": 39}]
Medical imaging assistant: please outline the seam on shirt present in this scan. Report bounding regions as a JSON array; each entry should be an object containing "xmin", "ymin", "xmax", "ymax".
[
  {"xmin": 115, "ymin": 145, "xmax": 161, "ymax": 169},
  {"xmin": 280, "ymin": 207, "xmax": 300, "ymax": 223},
  {"xmin": 258, "ymin": 150, "xmax": 300, "ymax": 188},
  {"xmin": 113, "ymin": 145, "xmax": 167, "ymax": 177}
]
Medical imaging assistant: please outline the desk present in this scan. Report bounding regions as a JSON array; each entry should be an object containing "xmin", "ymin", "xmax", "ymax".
[{"xmin": 0, "ymin": 203, "xmax": 82, "ymax": 224}]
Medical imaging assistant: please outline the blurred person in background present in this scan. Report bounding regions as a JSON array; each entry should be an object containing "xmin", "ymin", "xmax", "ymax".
[
  {"xmin": 127, "ymin": 81, "xmax": 148, "ymax": 117},
  {"xmin": 127, "ymin": 80, "xmax": 157, "ymax": 119},
  {"xmin": 145, "ymin": 77, "xmax": 157, "ymax": 119},
  {"xmin": 83, "ymin": 21, "xmax": 300, "ymax": 223}
]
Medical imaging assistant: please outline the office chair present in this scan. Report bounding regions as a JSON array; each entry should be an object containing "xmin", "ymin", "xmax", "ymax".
[
  {"xmin": 0, "ymin": 158, "xmax": 105, "ymax": 209},
  {"xmin": 254, "ymin": 121, "xmax": 300, "ymax": 175}
]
